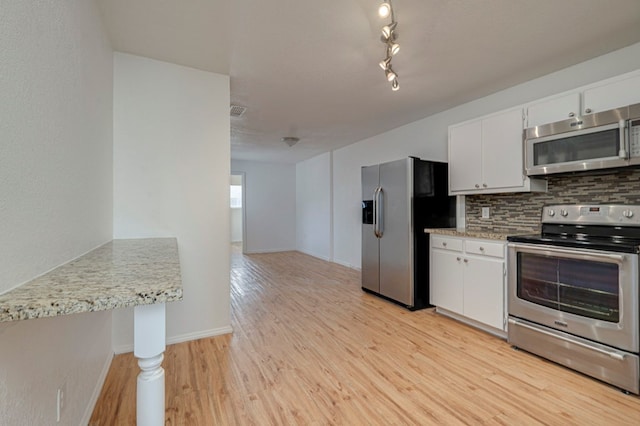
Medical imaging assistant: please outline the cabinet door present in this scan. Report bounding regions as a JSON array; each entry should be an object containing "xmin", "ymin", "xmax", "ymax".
[
  {"xmin": 463, "ymin": 257, "xmax": 504, "ymax": 330},
  {"xmin": 583, "ymin": 72, "xmax": 640, "ymax": 115},
  {"xmin": 449, "ymin": 120, "xmax": 482, "ymax": 192},
  {"xmin": 482, "ymin": 108, "xmax": 524, "ymax": 190},
  {"xmin": 526, "ymin": 92, "xmax": 581, "ymax": 128},
  {"xmin": 430, "ymin": 249, "xmax": 464, "ymax": 314}
]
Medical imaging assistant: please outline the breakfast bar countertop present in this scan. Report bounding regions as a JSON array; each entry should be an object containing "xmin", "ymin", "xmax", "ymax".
[
  {"xmin": 0, "ymin": 238, "xmax": 183, "ymax": 322},
  {"xmin": 424, "ymin": 227, "xmax": 537, "ymax": 241}
]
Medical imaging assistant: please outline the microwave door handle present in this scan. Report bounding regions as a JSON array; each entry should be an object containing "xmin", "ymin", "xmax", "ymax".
[{"xmin": 619, "ymin": 119, "xmax": 628, "ymax": 159}]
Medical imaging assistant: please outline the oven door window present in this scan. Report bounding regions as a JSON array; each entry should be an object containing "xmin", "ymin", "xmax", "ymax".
[{"xmin": 517, "ymin": 253, "xmax": 619, "ymax": 322}]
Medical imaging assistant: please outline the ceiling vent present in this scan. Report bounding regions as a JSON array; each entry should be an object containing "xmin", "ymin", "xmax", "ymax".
[{"xmin": 229, "ymin": 105, "xmax": 247, "ymax": 117}]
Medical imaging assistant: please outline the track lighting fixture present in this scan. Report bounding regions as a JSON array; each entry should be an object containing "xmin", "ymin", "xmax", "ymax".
[{"xmin": 377, "ymin": 1, "xmax": 400, "ymax": 91}]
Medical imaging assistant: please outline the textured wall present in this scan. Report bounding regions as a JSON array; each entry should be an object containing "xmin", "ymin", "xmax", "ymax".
[
  {"xmin": 0, "ymin": 0, "xmax": 114, "ymax": 424},
  {"xmin": 466, "ymin": 168, "xmax": 640, "ymax": 232}
]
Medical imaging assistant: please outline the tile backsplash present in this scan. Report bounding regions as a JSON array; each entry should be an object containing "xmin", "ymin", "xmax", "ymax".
[{"xmin": 465, "ymin": 169, "xmax": 640, "ymax": 232}]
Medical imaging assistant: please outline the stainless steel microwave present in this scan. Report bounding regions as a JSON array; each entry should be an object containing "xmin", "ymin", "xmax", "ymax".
[{"xmin": 524, "ymin": 103, "xmax": 640, "ymax": 176}]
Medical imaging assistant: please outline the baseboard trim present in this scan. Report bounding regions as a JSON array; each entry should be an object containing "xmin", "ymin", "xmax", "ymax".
[
  {"xmin": 113, "ymin": 325, "xmax": 234, "ymax": 354},
  {"xmin": 296, "ymin": 248, "xmax": 331, "ymax": 262},
  {"xmin": 332, "ymin": 258, "xmax": 360, "ymax": 270},
  {"xmin": 167, "ymin": 325, "xmax": 234, "ymax": 346},
  {"xmin": 80, "ymin": 350, "xmax": 114, "ymax": 425},
  {"xmin": 434, "ymin": 307, "xmax": 507, "ymax": 339},
  {"xmin": 244, "ymin": 248, "xmax": 296, "ymax": 254}
]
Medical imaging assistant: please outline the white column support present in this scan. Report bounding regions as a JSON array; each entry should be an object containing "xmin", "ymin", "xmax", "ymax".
[{"xmin": 134, "ymin": 303, "xmax": 166, "ymax": 426}]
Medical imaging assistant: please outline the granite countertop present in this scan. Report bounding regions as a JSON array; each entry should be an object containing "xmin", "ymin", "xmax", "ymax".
[
  {"xmin": 0, "ymin": 238, "xmax": 183, "ymax": 322},
  {"xmin": 424, "ymin": 228, "xmax": 536, "ymax": 241}
]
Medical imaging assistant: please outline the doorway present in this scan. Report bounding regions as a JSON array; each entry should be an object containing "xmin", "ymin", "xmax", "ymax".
[{"xmin": 230, "ymin": 172, "xmax": 246, "ymax": 253}]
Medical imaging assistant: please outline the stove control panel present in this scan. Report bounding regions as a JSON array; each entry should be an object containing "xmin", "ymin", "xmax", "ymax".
[{"xmin": 542, "ymin": 204, "xmax": 640, "ymax": 226}]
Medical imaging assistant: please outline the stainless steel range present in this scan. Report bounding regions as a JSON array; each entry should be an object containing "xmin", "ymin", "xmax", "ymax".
[{"xmin": 507, "ymin": 204, "xmax": 640, "ymax": 394}]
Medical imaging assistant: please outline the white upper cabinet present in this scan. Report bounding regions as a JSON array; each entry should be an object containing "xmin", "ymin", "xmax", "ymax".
[
  {"xmin": 449, "ymin": 120, "xmax": 482, "ymax": 192},
  {"xmin": 449, "ymin": 107, "xmax": 546, "ymax": 195},
  {"xmin": 482, "ymin": 108, "xmax": 526, "ymax": 189},
  {"xmin": 525, "ymin": 70, "xmax": 640, "ymax": 128},
  {"xmin": 526, "ymin": 92, "xmax": 581, "ymax": 128},
  {"xmin": 582, "ymin": 72, "xmax": 640, "ymax": 115}
]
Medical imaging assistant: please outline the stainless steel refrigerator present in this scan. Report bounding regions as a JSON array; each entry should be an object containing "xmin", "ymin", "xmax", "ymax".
[{"xmin": 361, "ymin": 157, "xmax": 456, "ymax": 309}]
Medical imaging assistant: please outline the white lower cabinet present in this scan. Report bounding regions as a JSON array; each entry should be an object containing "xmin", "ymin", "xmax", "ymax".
[{"xmin": 430, "ymin": 235, "xmax": 506, "ymax": 333}]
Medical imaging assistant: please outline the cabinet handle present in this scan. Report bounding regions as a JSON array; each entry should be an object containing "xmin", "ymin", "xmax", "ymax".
[
  {"xmin": 475, "ymin": 184, "xmax": 480, "ymax": 189},
  {"xmin": 482, "ymin": 183, "xmax": 487, "ymax": 188},
  {"xmin": 585, "ymin": 108, "xmax": 592, "ymax": 114},
  {"xmin": 463, "ymin": 259, "xmax": 468, "ymax": 263},
  {"xmin": 442, "ymin": 242, "xmax": 447, "ymax": 247},
  {"xmin": 479, "ymin": 247, "xmax": 485, "ymax": 251},
  {"xmin": 568, "ymin": 112, "xmax": 575, "ymax": 118},
  {"xmin": 456, "ymin": 257, "xmax": 461, "ymax": 261}
]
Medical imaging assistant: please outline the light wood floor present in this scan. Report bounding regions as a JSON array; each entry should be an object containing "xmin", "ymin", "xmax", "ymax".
[{"xmin": 90, "ymin": 245, "xmax": 640, "ymax": 425}]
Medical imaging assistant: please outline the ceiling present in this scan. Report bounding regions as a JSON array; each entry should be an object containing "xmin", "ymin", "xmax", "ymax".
[{"xmin": 97, "ymin": 0, "xmax": 640, "ymax": 164}]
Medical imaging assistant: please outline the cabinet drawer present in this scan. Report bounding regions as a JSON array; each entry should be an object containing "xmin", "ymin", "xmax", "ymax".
[
  {"xmin": 431, "ymin": 236, "xmax": 463, "ymax": 252},
  {"xmin": 465, "ymin": 240, "xmax": 504, "ymax": 258}
]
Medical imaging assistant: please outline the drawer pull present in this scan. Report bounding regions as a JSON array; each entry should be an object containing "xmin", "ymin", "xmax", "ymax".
[
  {"xmin": 442, "ymin": 242, "xmax": 447, "ymax": 247},
  {"xmin": 456, "ymin": 257, "xmax": 461, "ymax": 261},
  {"xmin": 479, "ymin": 247, "xmax": 485, "ymax": 251},
  {"xmin": 463, "ymin": 259, "xmax": 468, "ymax": 263}
]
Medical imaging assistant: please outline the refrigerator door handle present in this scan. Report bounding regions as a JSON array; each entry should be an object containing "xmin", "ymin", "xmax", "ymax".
[
  {"xmin": 377, "ymin": 187, "xmax": 384, "ymax": 238},
  {"xmin": 373, "ymin": 187, "xmax": 380, "ymax": 237}
]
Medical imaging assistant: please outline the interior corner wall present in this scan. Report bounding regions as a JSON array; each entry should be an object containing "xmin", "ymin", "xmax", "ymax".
[
  {"xmin": 112, "ymin": 53, "xmax": 231, "ymax": 351},
  {"xmin": 0, "ymin": 0, "xmax": 114, "ymax": 424},
  {"xmin": 231, "ymin": 160, "xmax": 296, "ymax": 253},
  {"xmin": 331, "ymin": 42, "xmax": 640, "ymax": 270},
  {"xmin": 296, "ymin": 153, "xmax": 332, "ymax": 261}
]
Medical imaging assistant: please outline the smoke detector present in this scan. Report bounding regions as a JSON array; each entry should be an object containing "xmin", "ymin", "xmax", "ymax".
[
  {"xmin": 281, "ymin": 137, "xmax": 300, "ymax": 147},
  {"xmin": 229, "ymin": 105, "xmax": 246, "ymax": 117}
]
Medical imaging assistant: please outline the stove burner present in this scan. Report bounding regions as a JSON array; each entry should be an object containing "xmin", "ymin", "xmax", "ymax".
[{"xmin": 508, "ymin": 204, "xmax": 640, "ymax": 254}]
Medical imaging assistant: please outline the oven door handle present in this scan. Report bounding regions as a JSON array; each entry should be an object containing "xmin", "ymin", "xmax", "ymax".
[
  {"xmin": 512, "ymin": 319, "xmax": 627, "ymax": 361},
  {"xmin": 508, "ymin": 243, "xmax": 626, "ymax": 263}
]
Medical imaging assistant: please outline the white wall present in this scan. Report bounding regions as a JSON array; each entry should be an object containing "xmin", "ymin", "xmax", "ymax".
[
  {"xmin": 0, "ymin": 0, "xmax": 114, "ymax": 424},
  {"xmin": 330, "ymin": 42, "xmax": 640, "ymax": 270},
  {"xmin": 112, "ymin": 53, "xmax": 231, "ymax": 351},
  {"xmin": 296, "ymin": 153, "xmax": 332, "ymax": 260},
  {"xmin": 231, "ymin": 160, "xmax": 296, "ymax": 253},
  {"xmin": 231, "ymin": 208, "xmax": 243, "ymax": 242}
]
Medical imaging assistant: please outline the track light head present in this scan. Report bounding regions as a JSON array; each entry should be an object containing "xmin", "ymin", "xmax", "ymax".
[
  {"xmin": 391, "ymin": 79, "xmax": 399, "ymax": 91},
  {"xmin": 379, "ymin": 56, "xmax": 392, "ymax": 70},
  {"xmin": 378, "ymin": 1, "xmax": 391, "ymax": 18},
  {"xmin": 389, "ymin": 43, "xmax": 400, "ymax": 56},
  {"xmin": 385, "ymin": 68, "xmax": 397, "ymax": 82},
  {"xmin": 381, "ymin": 22, "xmax": 397, "ymax": 40}
]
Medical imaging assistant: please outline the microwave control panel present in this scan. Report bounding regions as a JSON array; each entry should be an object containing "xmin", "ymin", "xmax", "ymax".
[{"xmin": 630, "ymin": 119, "xmax": 640, "ymax": 157}]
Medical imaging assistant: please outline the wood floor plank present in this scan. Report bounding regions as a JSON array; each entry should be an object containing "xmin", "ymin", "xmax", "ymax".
[{"xmin": 90, "ymin": 245, "xmax": 640, "ymax": 425}]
